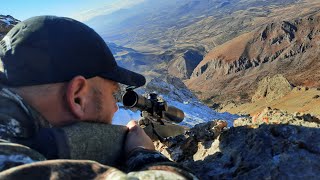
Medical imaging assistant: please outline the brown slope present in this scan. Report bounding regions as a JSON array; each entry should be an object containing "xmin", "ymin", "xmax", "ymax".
[{"xmin": 186, "ymin": 11, "xmax": 320, "ymax": 105}]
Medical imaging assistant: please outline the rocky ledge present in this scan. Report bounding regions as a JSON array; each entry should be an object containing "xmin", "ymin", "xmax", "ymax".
[{"xmin": 155, "ymin": 108, "xmax": 320, "ymax": 179}]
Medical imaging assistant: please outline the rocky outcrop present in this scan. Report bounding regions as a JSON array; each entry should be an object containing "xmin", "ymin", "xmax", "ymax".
[
  {"xmin": 155, "ymin": 108, "xmax": 320, "ymax": 179},
  {"xmin": 252, "ymin": 74, "xmax": 292, "ymax": 102}
]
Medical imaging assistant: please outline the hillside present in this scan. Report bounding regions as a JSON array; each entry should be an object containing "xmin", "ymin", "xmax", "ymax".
[
  {"xmin": 187, "ymin": 6, "xmax": 320, "ymax": 108},
  {"xmin": 220, "ymin": 77, "xmax": 320, "ymax": 116},
  {"xmin": 108, "ymin": 42, "xmax": 206, "ymax": 80}
]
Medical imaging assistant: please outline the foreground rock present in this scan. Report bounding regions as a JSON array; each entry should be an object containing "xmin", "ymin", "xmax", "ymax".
[{"xmin": 155, "ymin": 109, "xmax": 320, "ymax": 179}]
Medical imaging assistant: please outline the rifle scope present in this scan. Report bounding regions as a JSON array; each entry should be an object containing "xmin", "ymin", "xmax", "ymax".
[{"xmin": 122, "ymin": 90, "xmax": 184, "ymax": 123}]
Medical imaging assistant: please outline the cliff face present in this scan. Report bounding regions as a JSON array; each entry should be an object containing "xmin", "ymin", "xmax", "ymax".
[
  {"xmin": 187, "ymin": 12, "xmax": 320, "ymax": 104},
  {"xmin": 192, "ymin": 10, "xmax": 320, "ymax": 78},
  {"xmin": 167, "ymin": 47, "xmax": 205, "ymax": 79}
]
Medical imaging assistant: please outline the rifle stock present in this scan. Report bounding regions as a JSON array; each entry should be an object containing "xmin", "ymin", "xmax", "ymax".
[{"xmin": 51, "ymin": 123, "xmax": 128, "ymax": 167}]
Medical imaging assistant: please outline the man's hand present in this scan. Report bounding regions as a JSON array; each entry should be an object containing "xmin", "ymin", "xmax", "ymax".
[{"xmin": 125, "ymin": 120, "xmax": 155, "ymax": 155}]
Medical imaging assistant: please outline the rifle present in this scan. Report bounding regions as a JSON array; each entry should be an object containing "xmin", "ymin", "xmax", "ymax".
[{"xmin": 122, "ymin": 88, "xmax": 188, "ymax": 141}]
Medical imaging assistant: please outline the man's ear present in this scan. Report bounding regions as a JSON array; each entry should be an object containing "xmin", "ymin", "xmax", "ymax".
[{"xmin": 65, "ymin": 76, "xmax": 89, "ymax": 119}]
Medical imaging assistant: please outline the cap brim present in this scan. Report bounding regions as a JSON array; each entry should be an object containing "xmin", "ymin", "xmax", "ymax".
[{"xmin": 100, "ymin": 66, "xmax": 146, "ymax": 87}]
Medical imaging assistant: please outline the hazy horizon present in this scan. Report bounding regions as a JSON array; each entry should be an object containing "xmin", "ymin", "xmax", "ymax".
[{"xmin": 0, "ymin": 0, "xmax": 145, "ymax": 21}]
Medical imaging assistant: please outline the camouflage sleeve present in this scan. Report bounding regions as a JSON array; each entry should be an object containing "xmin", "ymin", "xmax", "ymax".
[
  {"xmin": 0, "ymin": 141, "xmax": 197, "ymax": 179},
  {"xmin": 0, "ymin": 158, "xmax": 197, "ymax": 180},
  {"xmin": 0, "ymin": 140, "xmax": 46, "ymax": 172}
]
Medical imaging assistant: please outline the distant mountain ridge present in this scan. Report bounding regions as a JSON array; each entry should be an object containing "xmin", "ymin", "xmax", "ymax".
[
  {"xmin": 94, "ymin": 0, "xmax": 310, "ymax": 83},
  {"xmin": 86, "ymin": 0, "xmax": 300, "ymax": 53},
  {"xmin": 0, "ymin": 15, "xmax": 19, "ymax": 38}
]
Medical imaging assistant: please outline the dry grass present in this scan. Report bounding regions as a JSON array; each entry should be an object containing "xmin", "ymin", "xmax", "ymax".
[
  {"xmin": 202, "ymin": 32, "xmax": 254, "ymax": 64},
  {"xmin": 222, "ymin": 88, "xmax": 320, "ymax": 115}
]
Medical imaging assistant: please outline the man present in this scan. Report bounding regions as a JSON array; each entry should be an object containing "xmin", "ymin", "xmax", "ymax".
[{"xmin": 0, "ymin": 16, "xmax": 195, "ymax": 179}]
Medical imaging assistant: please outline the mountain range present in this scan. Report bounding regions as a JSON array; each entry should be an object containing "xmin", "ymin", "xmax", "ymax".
[
  {"xmin": 85, "ymin": 0, "xmax": 320, "ymax": 114},
  {"xmin": 86, "ymin": 0, "xmax": 300, "ymax": 53}
]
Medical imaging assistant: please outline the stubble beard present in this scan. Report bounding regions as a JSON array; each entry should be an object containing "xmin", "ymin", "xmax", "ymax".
[{"xmin": 92, "ymin": 87, "xmax": 107, "ymax": 123}]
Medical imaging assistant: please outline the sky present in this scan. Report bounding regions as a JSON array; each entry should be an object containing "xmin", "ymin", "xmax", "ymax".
[{"xmin": 0, "ymin": 0, "xmax": 145, "ymax": 22}]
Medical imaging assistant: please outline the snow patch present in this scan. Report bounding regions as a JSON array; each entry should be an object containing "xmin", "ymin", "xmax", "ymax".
[
  {"xmin": 161, "ymin": 94, "xmax": 240, "ymax": 127},
  {"xmin": 0, "ymin": 16, "xmax": 18, "ymax": 26},
  {"xmin": 112, "ymin": 77, "xmax": 240, "ymax": 127},
  {"xmin": 112, "ymin": 99, "xmax": 240, "ymax": 128},
  {"xmin": 112, "ymin": 103, "xmax": 141, "ymax": 125}
]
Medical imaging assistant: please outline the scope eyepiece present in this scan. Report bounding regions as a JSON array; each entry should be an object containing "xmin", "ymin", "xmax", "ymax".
[
  {"xmin": 122, "ymin": 90, "xmax": 184, "ymax": 123},
  {"xmin": 122, "ymin": 90, "xmax": 139, "ymax": 107}
]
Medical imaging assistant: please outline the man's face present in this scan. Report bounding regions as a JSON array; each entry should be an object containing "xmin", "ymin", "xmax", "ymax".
[{"xmin": 86, "ymin": 77, "xmax": 120, "ymax": 124}]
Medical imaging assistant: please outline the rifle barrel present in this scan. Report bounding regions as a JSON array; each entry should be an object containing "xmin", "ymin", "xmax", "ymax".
[{"xmin": 163, "ymin": 106, "xmax": 184, "ymax": 123}]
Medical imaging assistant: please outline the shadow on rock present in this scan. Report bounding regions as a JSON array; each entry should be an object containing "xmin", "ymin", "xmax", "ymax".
[{"xmin": 156, "ymin": 122, "xmax": 320, "ymax": 180}]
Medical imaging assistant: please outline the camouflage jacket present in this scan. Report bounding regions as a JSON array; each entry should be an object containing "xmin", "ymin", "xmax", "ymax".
[{"xmin": 0, "ymin": 87, "xmax": 196, "ymax": 179}]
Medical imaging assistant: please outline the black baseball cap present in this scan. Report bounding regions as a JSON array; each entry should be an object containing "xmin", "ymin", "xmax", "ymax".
[{"xmin": 0, "ymin": 16, "xmax": 146, "ymax": 87}]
